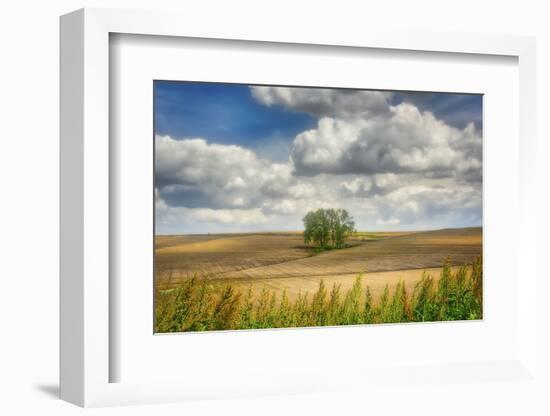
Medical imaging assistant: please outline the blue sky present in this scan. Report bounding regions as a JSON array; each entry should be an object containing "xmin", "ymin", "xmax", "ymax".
[
  {"xmin": 391, "ymin": 92, "xmax": 482, "ymax": 131},
  {"xmin": 155, "ymin": 81, "xmax": 481, "ymax": 146},
  {"xmin": 154, "ymin": 81, "xmax": 482, "ymax": 234},
  {"xmin": 155, "ymin": 81, "xmax": 317, "ymax": 161}
]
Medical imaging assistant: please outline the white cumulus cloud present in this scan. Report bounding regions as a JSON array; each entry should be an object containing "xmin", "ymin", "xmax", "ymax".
[
  {"xmin": 155, "ymin": 86, "xmax": 482, "ymax": 233},
  {"xmin": 251, "ymin": 86, "xmax": 393, "ymax": 119},
  {"xmin": 289, "ymin": 103, "xmax": 482, "ymax": 184}
]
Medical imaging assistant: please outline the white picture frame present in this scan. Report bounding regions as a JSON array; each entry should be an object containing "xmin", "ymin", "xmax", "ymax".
[{"xmin": 60, "ymin": 7, "xmax": 538, "ymax": 408}]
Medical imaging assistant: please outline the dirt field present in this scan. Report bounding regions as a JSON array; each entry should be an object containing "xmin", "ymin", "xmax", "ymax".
[
  {"xmin": 155, "ymin": 227, "xmax": 482, "ymax": 300},
  {"xmin": 216, "ymin": 266, "xmax": 468, "ymax": 303}
]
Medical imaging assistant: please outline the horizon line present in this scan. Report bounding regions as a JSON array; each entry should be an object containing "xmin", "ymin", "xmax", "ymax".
[{"xmin": 155, "ymin": 225, "xmax": 483, "ymax": 237}]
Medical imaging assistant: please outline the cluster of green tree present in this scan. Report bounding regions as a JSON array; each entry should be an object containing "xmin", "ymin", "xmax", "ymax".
[{"xmin": 302, "ymin": 208, "xmax": 356, "ymax": 249}]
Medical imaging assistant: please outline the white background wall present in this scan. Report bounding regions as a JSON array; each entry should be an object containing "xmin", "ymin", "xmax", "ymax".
[{"xmin": 0, "ymin": 1, "xmax": 548, "ymax": 415}]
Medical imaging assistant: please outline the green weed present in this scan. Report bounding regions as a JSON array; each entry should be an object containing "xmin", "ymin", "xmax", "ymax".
[{"xmin": 155, "ymin": 257, "xmax": 483, "ymax": 332}]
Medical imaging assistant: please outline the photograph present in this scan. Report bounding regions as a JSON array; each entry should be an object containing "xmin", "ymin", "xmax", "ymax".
[{"xmin": 153, "ymin": 81, "xmax": 483, "ymax": 333}]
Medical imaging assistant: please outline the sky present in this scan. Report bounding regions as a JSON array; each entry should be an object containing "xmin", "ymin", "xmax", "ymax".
[{"xmin": 154, "ymin": 81, "xmax": 482, "ymax": 234}]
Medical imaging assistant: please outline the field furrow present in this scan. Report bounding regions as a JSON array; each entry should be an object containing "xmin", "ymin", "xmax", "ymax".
[{"xmin": 155, "ymin": 227, "xmax": 482, "ymax": 294}]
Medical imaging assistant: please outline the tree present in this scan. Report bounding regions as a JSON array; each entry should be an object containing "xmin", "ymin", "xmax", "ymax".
[
  {"xmin": 327, "ymin": 208, "xmax": 355, "ymax": 248},
  {"xmin": 303, "ymin": 208, "xmax": 355, "ymax": 249},
  {"xmin": 303, "ymin": 209, "xmax": 330, "ymax": 249}
]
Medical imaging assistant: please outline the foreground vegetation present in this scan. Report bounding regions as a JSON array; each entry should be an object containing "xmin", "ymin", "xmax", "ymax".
[{"xmin": 155, "ymin": 257, "xmax": 482, "ymax": 333}]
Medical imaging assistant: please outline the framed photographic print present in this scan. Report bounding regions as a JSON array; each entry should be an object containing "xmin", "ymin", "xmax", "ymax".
[
  {"xmin": 153, "ymin": 81, "xmax": 483, "ymax": 334},
  {"xmin": 60, "ymin": 8, "xmax": 539, "ymax": 408}
]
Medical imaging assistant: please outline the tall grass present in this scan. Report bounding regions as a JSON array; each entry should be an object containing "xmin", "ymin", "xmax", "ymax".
[{"xmin": 155, "ymin": 257, "xmax": 482, "ymax": 333}]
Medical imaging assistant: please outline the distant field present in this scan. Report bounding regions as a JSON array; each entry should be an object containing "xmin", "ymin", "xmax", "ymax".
[
  {"xmin": 155, "ymin": 227, "xmax": 482, "ymax": 302},
  {"xmin": 155, "ymin": 232, "xmax": 311, "ymax": 279}
]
